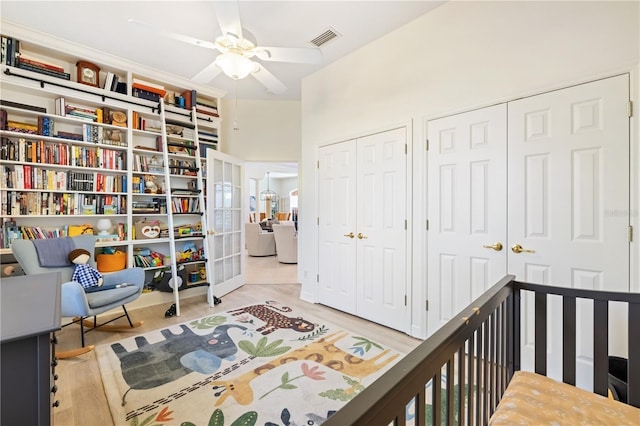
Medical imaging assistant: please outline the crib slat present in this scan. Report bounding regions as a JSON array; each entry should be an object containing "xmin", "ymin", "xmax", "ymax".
[
  {"xmin": 490, "ymin": 312, "xmax": 496, "ymax": 416},
  {"xmin": 512, "ymin": 290, "xmax": 520, "ymax": 376},
  {"xmin": 446, "ymin": 357, "xmax": 454, "ymax": 426},
  {"xmin": 593, "ymin": 299, "xmax": 608, "ymax": 397},
  {"xmin": 457, "ymin": 346, "xmax": 465, "ymax": 426},
  {"xmin": 433, "ymin": 372, "xmax": 442, "ymax": 426},
  {"xmin": 562, "ymin": 296, "xmax": 576, "ymax": 385},
  {"xmin": 476, "ymin": 326, "xmax": 483, "ymax": 426},
  {"xmin": 483, "ymin": 320, "xmax": 489, "ymax": 424},
  {"xmin": 535, "ymin": 292, "xmax": 547, "ymax": 375},
  {"xmin": 629, "ymin": 302, "xmax": 640, "ymax": 408},
  {"xmin": 467, "ymin": 333, "xmax": 475, "ymax": 426},
  {"xmin": 417, "ymin": 386, "xmax": 426, "ymax": 426}
]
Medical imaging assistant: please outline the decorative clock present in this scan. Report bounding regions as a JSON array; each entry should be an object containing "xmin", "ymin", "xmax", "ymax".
[
  {"xmin": 111, "ymin": 111, "xmax": 127, "ymax": 128},
  {"xmin": 76, "ymin": 60, "xmax": 100, "ymax": 87}
]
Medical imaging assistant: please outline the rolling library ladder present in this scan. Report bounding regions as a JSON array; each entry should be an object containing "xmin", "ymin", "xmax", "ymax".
[{"xmin": 156, "ymin": 100, "xmax": 220, "ymax": 316}]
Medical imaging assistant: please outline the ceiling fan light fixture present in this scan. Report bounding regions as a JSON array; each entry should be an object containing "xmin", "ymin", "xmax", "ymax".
[{"xmin": 216, "ymin": 52, "xmax": 256, "ymax": 80}]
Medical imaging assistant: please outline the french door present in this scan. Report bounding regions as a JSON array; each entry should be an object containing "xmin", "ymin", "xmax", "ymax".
[{"xmin": 206, "ymin": 149, "xmax": 245, "ymax": 297}]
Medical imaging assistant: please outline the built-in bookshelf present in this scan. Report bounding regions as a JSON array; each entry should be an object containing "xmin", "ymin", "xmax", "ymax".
[{"xmin": 0, "ymin": 22, "xmax": 224, "ymax": 309}]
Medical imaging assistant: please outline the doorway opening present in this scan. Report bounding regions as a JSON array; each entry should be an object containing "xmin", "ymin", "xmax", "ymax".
[{"xmin": 244, "ymin": 162, "xmax": 299, "ymax": 283}]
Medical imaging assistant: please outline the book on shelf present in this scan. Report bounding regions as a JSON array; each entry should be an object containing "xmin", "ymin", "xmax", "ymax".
[
  {"xmin": 96, "ymin": 233, "xmax": 120, "ymax": 243},
  {"xmin": 195, "ymin": 103, "xmax": 218, "ymax": 116},
  {"xmin": 132, "ymin": 78, "xmax": 165, "ymax": 90},
  {"xmin": 37, "ymin": 116, "xmax": 54, "ymax": 136},
  {"xmin": 0, "ymin": 99, "xmax": 47, "ymax": 113},
  {"xmin": 195, "ymin": 96, "xmax": 217, "ymax": 109},
  {"xmin": 132, "ymin": 87, "xmax": 161, "ymax": 102},
  {"xmin": 115, "ymin": 82, "xmax": 127, "ymax": 94},
  {"xmin": 16, "ymin": 61, "xmax": 71, "ymax": 80},
  {"xmin": 181, "ymin": 89, "xmax": 197, "ymax": 109},
  {"xmin": 3, "ymin": 36, "xmax": 19, "ymax": 67},
  {"xmin": 0, "ymin": 36, "xmax": 6, "ymax": 66},
  {"xmin": 16, "ymin": 53, "xmax": 65, "ymax": 73},
  {"xmin": 132, "ymin": 79, "xmax": 167, "ymax": 97},
  {"xmin": 7, "ymin": 120, "xmax": 38, "ymax": 134}
]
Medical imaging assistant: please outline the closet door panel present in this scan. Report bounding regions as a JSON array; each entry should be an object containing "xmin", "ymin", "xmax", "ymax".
[
  {"xmin": 356, "ymin": 128, "xmax": 408, "ymax": 332},
  {"xmin": 427, "ymin": 104, "xmax": 508, "ymax": 335},
  {"xmin": 508, "ymin": 74, "xmax": 630, "ymax": 388},
  {"xmin": 318, "ymin": 141, "xmax": 358, "ymax": 313}
]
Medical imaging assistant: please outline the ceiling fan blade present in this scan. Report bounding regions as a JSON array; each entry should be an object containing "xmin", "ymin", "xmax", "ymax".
[
  {"xmin": 251, "ymin": 64, "xmax": 287, "ymax": 95},
  {"xmin": 213, "ymin": 1, "xmax": 244, "ymax": 41},
  {"xmin": 128, "ymin": 19, "xmax": 218, "ymax": 51},
  {"xmin": 254, "ymin": 46, "xmax": 323, "ymax": 64},
  {"xmin": 191, "ymin": 62, "xmax": 223, "ymax": 84}
]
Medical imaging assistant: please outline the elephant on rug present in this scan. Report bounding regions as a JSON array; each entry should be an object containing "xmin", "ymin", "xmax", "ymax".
[{"xmin": 111, "ymin": 323, "xmax": 247, "ymax": 397}]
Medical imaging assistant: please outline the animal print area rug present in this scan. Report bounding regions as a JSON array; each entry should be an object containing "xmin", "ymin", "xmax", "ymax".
[{"xmin": 96, "ymin": 300, "xmax": 404, "ymax": 426}]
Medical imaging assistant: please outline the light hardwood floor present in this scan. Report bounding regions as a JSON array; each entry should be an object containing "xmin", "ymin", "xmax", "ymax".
[{"xmin": 53, "ymin": 255, "xmax": 422, "ymax": 425}]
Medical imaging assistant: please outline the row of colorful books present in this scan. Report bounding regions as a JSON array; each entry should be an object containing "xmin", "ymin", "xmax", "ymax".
[{"xmin": 1, "ymin": 190, "xmax": 126, "ymax": 216}]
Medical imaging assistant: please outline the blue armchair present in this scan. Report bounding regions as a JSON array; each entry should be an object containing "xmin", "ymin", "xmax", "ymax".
[{"xmin": 11, "ymin": 235, "xmax": 145, "ymax": 353}]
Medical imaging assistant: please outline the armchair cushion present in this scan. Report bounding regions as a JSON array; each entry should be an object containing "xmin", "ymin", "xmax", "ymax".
[
  {"xmin": 245, "ymin": 223, "xmax": 276, "ymax": 256},
  {"xmin": 272, "ymin": 224, "xmax": 298, "ymax": 264}
]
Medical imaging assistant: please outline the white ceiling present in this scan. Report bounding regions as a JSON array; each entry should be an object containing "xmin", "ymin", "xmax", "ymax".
[{"xmin": 0, "ymin": 1, "xmax": 444, "ymax": 100}]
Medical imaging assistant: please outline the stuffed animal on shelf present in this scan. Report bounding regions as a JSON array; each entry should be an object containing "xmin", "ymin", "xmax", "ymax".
[{"xmin": 69, "ymin": 248, "xmax": 104, "ymax": 290}]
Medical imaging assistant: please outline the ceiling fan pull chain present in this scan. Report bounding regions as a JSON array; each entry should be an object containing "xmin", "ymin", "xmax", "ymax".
[{"xmin": 233, "ymin": 79, "xmax": 240, "ymax": 131}]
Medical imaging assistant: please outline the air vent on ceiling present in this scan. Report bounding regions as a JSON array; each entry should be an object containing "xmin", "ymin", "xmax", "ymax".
[{"xmin": 310, "ymin": 27, "xmax": 340, "ymax": 47}]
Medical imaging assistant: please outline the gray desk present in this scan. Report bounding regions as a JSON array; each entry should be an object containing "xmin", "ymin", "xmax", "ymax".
[{"xmin": 1, "ymin": 272, "xmax": 62, "ymax": 426}]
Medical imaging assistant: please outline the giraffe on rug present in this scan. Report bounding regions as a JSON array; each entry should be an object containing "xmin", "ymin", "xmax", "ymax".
[{"xmin": 211, "ymin": 331, "xmax": 398, "ymax": 406}]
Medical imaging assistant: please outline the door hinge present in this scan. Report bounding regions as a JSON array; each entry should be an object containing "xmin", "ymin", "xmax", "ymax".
[
  {"xmin": 426, "ymin": 219, "xmax": 429, "ymax": 231},
  {"xmin": 405, "ymin": 144, "xmax": 407, "ymax": 155},
  {"xmin": 404, "ymin": 295, "xmax": 407, "ymax": 306},
  {"xmin": 405, "ymin": 219, "xmax": 407, "ymax": 230},
  {"xmin": 317, "ymin": 160, "xmax": 320, "ymax": 169},
  {"xmin": 317, "ymin": 274, "xmax": 319, "ymax": 283},
  {"xmin": 629, "ymin": 101, "xmax": 633, "ymax": 118},
  {"xmin": 629, "ymin": 225, "xmax": 633, "ymax": 242},
  {"xmin": 426, "ymin": 300, "xmax": 429, "ymax": 311},
  {"xmin": 317, "ymin": 217, "xmax": 319, "ymax": 226},
  {"xmin": 426, "ymin": 138, "xmax": 429, "ymax": 151}
]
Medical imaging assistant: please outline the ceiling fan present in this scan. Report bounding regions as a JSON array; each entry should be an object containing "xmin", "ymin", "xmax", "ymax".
[{"xmin": 128, "ymin": 2, "xmax": 322, "ymax": 94}]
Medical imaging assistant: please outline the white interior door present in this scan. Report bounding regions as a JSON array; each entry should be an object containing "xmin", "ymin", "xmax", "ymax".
[
  {"xmin": 206, "ymin": 149, "xmax": 245, "ymax": 297},
  {"xmin": 508, "ymin": 75, "xmax": 630, "ymax": 388},
  {"xmin": 318, "ymin": 140, "xmax": 358, "ymax": 313},
  {"xmin": 427, "ymin": 104, "xmax": 508, "ymax": 335},
  {"xmin": 356, "ymin": 128, "xmax": 409, "ymax": 331}
]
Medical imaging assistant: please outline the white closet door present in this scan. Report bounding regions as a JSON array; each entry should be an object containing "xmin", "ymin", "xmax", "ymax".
[
  {"xmin": 427, "ymin": 104, "xmax": 508, "ymax": 335},
  {"xmin": 206, "ymin": 149, "xmax": 245, "ymax": 297},
  {"xmin": 318, "ymin": 140, "xmax": 358, "ymax": 313},
  {"xmin": 508, "ymin": 75, "xmax": 630, "ymax": 388},
  {"xmin": 356, "ymin": 127, "xmax": 409, "ymax": 331}
]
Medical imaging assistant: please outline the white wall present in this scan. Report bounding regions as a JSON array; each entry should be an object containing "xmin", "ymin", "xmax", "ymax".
[
  {"xmin": 299, "ymin": 1, "xmax": 640, "ymax": 336},
  {"xmin": 221, "ymin": 98, "xmax": 301, "ymax": 161}
]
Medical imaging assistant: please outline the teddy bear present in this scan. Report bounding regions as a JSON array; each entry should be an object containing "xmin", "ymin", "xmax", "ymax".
[{"xmin": 69, "ymin": 248, "xmax": 103, "ymax": 290}]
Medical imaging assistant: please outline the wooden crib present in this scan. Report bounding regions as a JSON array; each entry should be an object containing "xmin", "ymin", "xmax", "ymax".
[{"xmin": 324, "ymin": 275, "xmax": 640, "ymax": 425}]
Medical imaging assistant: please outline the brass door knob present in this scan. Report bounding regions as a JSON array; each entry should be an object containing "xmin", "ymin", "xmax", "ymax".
[
  {"xmin": 357, "ymin": 233, "xmax": 368, "ymax": 239},
  {"xmin": 482, "ymin": 242, "xmax": 503, "ymax": 251},
  {"xmin": 511, "ymin": 244, "xmax": 535, "ymax": 254},
  {"xmin": 343, "ymin": 232, "xmax": 355, "ymax": 239}
]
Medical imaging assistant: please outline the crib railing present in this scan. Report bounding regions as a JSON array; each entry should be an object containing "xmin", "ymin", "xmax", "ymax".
[
  {"xmin": 324, "ymin": 275, "xmax": 516, "ymax": 426},
  {"xmin": 323, "ymin": 276, "xmax": 640, "ymax": 426},
  {"xmin": 512, "ymin": 280, "xmax": 640, "ymax": 407}
]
